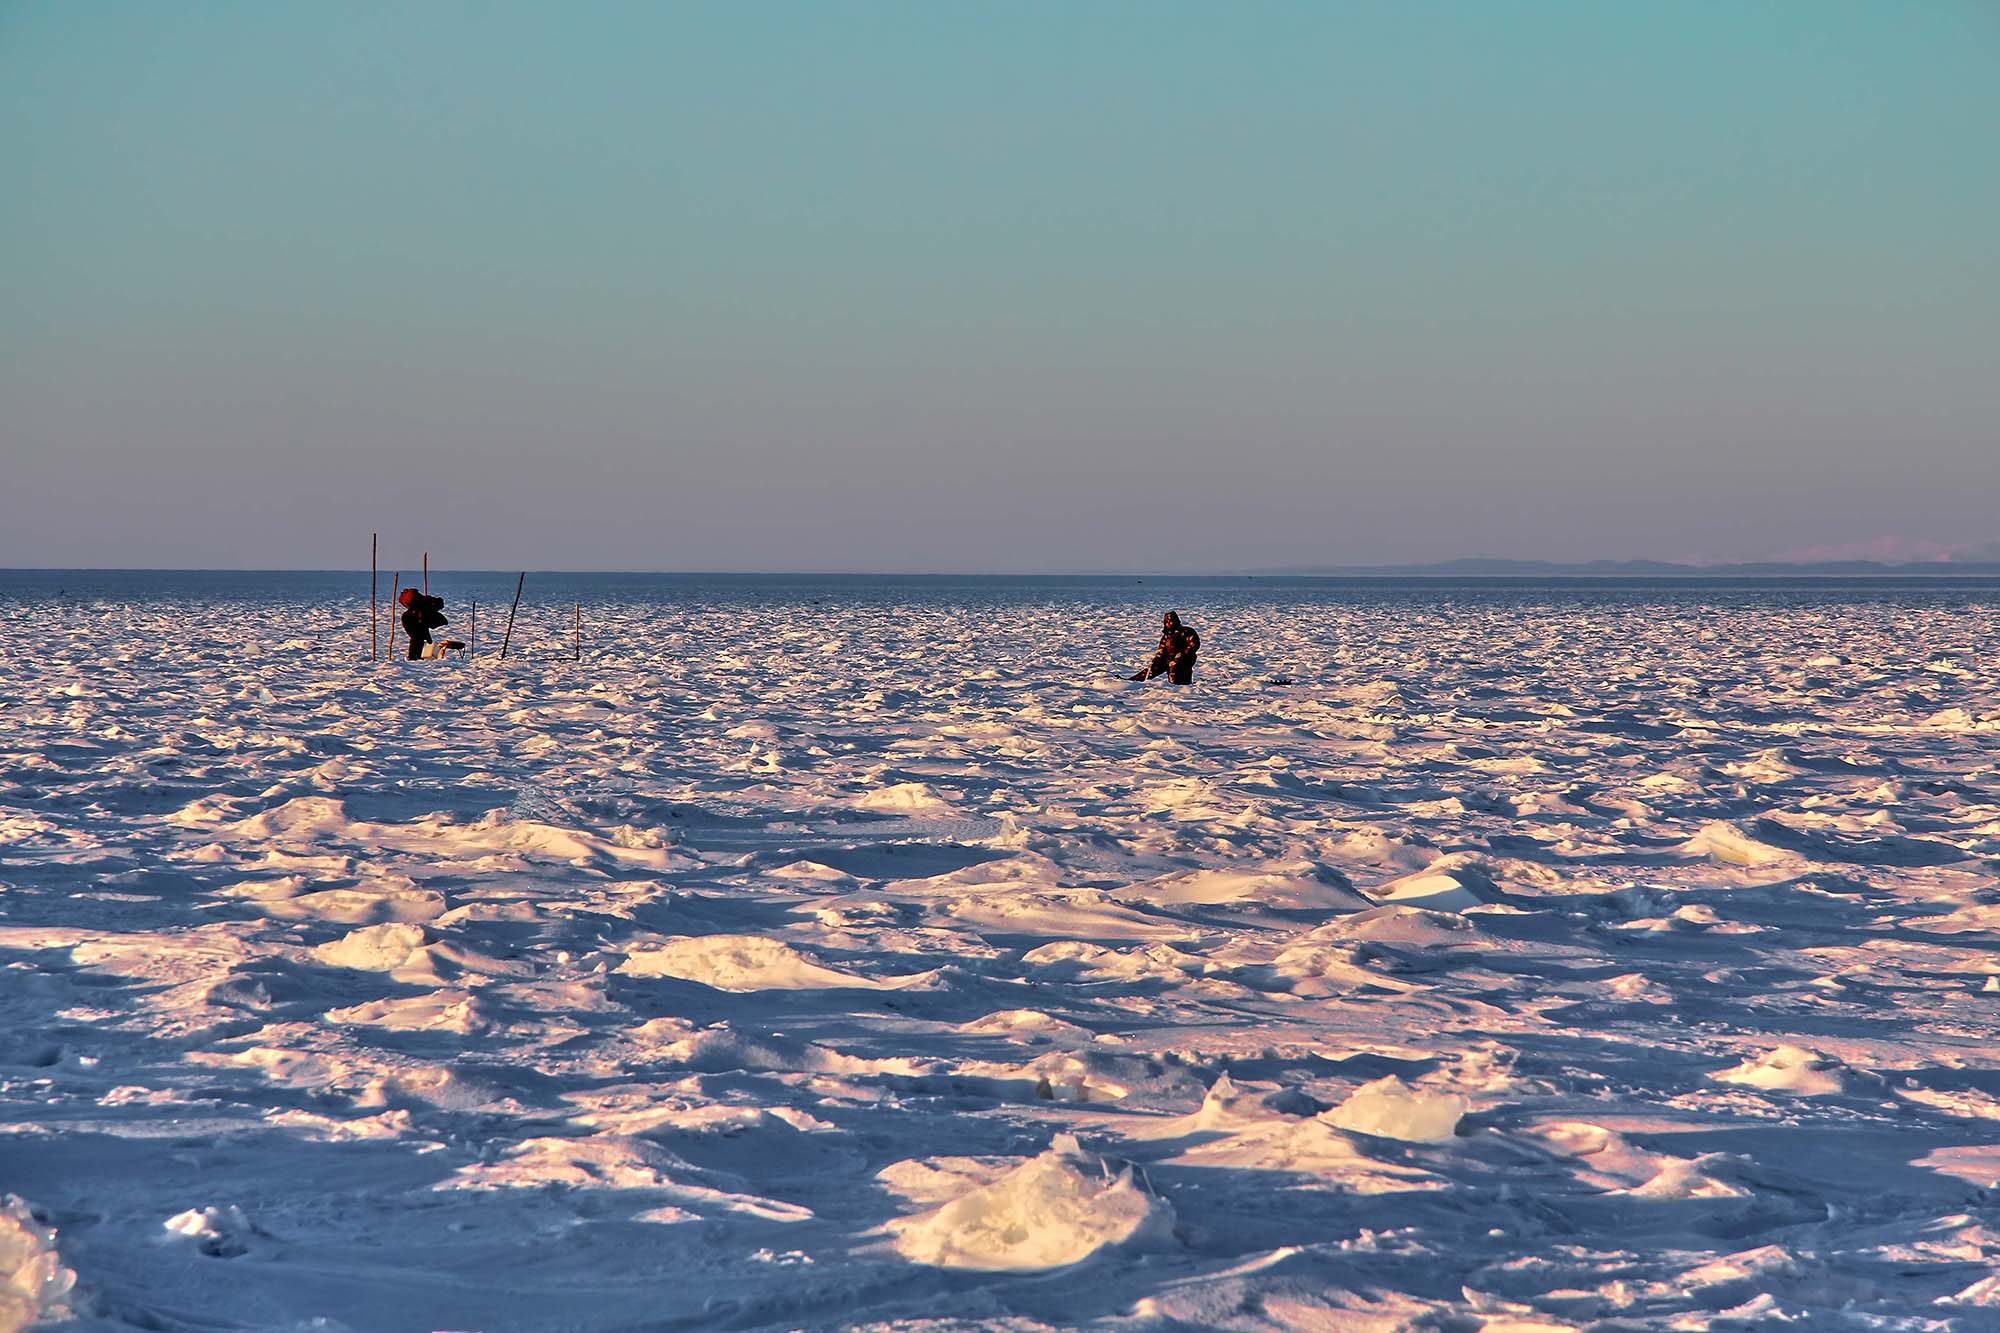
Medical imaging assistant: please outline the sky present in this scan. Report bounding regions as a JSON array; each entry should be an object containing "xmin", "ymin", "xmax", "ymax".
[{"xmin": 4, "ymin": 1, "xmax": 1997, "ymax": 572}]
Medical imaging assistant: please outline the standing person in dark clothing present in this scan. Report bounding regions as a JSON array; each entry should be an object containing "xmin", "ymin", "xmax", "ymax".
[
  {"xmin": 1131, "ymin": 611, "xmax": 1200, "ymax": 684},
  {"xmin": 398, "ymin": 588, "xmax": 459, "ymax": 659}
]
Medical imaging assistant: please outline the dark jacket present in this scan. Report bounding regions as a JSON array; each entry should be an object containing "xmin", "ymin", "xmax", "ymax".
[
  {"xmin": 1134, "ymin": 612, "xmax": 1199, "ymax": 684},
  {"xmin": 402, "ymin": 593, "xmax": 448, "ymax": 658}
]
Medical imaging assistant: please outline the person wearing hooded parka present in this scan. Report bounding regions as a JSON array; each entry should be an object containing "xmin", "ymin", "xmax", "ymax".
[{"xmin": 1131, "ymin": 611, "xmax": 1200, "ymax": 684}]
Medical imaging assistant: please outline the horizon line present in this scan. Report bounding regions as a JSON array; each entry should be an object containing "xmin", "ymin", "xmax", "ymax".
[{"xmin": 10, "ymin": 561, "xmax": 2000, "ymax": 579}]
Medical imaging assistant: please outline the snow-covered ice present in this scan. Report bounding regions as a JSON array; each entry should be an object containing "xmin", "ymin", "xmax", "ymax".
[{"xmin": 5, "ymin": 572, "xmax": 2000, "ymax": 1329}]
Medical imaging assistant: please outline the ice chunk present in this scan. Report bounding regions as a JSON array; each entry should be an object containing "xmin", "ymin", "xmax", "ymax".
[
  {"xmin": 0, "ymin": 1196, "xmax": 75, "ymax": 1329},
  {"xmin": 313, "ymin": 921, "xmax": 427, "ymax": 971},
  {"xmin": 1710, "ymin": 1044, "xmax": 1880, "ymax": 1097},
  {"xmin": 1322, "ymin": 1076, "xmax": 1466, "ymax": 1143},
  {"xmin": 163, "ymin": 1204, "xmax": 260, "ymax": 1257},
  {"xmin": 890, "ymin": 1135, "xmax": 1175, "ymax": 1271},
  {"xmin": 1680, "ymin": 823, "xmax": 1786, "ymax": 867}
]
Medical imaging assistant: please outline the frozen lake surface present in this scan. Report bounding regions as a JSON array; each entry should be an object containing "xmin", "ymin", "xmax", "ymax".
[{"xmin": 6, "ymin": 573, "xmax": 2000, "ymax": 1329}]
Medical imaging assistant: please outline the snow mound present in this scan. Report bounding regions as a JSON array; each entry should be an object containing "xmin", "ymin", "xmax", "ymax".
[
  {"xmin": 227, "ymin": 795, "xmax": 355, "ymax": 838},
  {"xmin": 857, "ymin": 782, "xmax": 954, "ymax": 814},
  {"xmin": 0, "ymin": 1196, "xmax": 75, "ymax": 1330},
  {"xmin": 446, "ymin": 1137, "xmax": 815, "ymax": 1222},
  {"xmin": 1021, "ymin": 940, "xmax": 1202, "ymax": 984},
  {"xmin": 163, "ymin": 1203, "xmax": 262, "ymax": 1258},
  {"xmin": 1322, "ymin": 1076, "xmax": 1466, "ymax": 1143},
  {"xmin": 1944, "ymin": 1274, "xmax": 2000, "ymax": 1307},
  {"xmin": 1309, "ymin": 904, "xmax": 1490, "ymax": 952},
  {"xmin": 1372, "ymin": 860, "xmax": 1497, "ymax": 911},
  {"xmin": 1605, "ymin": 972, "xmax": 1675, "ymax": 1004},
  {"xmin": 1710, "ymin": 1044, "xmax": 1881, "ymax": 1097},
  {"xmin": 889, "ymin": 1135, "xmax": 1175, "ymax": 1271},
  {"xmin": 448, "ymin": 1136, "xmax": 684, "ymax": 1192},
  {"xmin": 313, "ymin": 921, "xmax": 427, "ymax": 971},
  {"xmin": 1188, "ymin": 1072, "xmax": 1318, "ymax": 1128},
  {"xmin": 1265, "ymin": 944, "xmax": 1429, "ymax": 995},
  {"xmin": 617, "ymin": 935, "xmax": 872, "ymax": 991},
  {"xmin": 637, "ymin": 1020, "xmax": 926, "ymax": 1077},
  {"xmin": 1623, "ymin": 1155, "xmax": 1754, "ymax": 1200},
  {"xmin": 1124, "ymin": 866, "xmax": 1365, "ymax": 911},
  {"xmin": 327, "ymin": 991, "xmax": 488, "ymax": 1034},
  {"xmin": 1266, "ymin": 905, "xmax": 1489, "ymax": 991},
  {"xmin": 1681, "ymin": 823, "xmax": 1787, "ymax": 868},
  {"xmin": 244, "ymin": 884, "xmax": 447, "ymax": 925},
  {"xmin": 960, "ymin": 1009, "xmax": 1098, "ymax": 1046}
]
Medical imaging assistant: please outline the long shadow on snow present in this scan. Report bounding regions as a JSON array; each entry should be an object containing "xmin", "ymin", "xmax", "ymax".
[
  {"xmin": 877, "ymin": 1109, "xmax": 1958, "ymax": 1333},
  {"xmin": 1747, "ymin": 818, "xmax": 1970, "ymax": 868},
  {"xmin": 0, "ymin": 941, "xmax": 898, "ymax": 1332},
  {"xmin": 335, "ymin": 781, "xmax": 521, "ymax": 823}
]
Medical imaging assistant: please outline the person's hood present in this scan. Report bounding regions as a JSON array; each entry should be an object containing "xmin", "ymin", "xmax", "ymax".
[{"xmin": 1163, "ymin": 612, "xmax": 1182, "ymax": 629}]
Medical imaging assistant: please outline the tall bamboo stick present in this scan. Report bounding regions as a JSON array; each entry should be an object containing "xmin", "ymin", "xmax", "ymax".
[
  {"xmin": 370, "ymin": 533, "xmax": 378, "ymax": 660},
  {"xmin": 470, "ymin": 600, "xmax": 477, "ymax": 659},
  {"xmin": 499, "ymin": 572, "xmax": 524, "ymax": 661},
  {"xmin": 388, "ymin": 573, "xmax": 400, "ymax": 661},
  {"xmin": 574, "ymin": 602, "xmax": 581, "ymax": 662},
  {"xmin": 422, "ymin": 551, "xmax": 428, "ymax": 596}
]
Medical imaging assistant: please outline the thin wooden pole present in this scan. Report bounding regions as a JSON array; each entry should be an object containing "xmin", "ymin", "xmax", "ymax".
[
  {"xmin": 370, "ymin": 533, "xmax": 378, "ymax": 660},
  {"xmin": 422, "ymin": 551, "xmax": 428, "ymax": 596},
  {"xmin": 499, "ymin": 572, "xmax": 524, "ymax": 661},
  {"xmin": 470, "ymin": 600, "xmax": 477, "ymax": 659},
  {"xmin": 574, "ymin": 602, "xmax": 581, "ymax": 662},
  {"xmin": 388, "ymin": 573, "xmax": 400, "ymax": 661}
]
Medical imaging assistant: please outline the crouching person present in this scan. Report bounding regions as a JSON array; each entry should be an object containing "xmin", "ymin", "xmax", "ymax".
[
  {"xmin": 398, "ymin": 589, "xmax": 464, "ymax": 659},
  {"xmin": 1131, "ymin": 611, "xmax": 1200, "ymax": 685}
]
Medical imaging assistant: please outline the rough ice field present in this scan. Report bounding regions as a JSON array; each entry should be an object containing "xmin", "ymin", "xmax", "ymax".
[{"xmin": 7, "ymin": 576, "xmax": 2000, "ymax": 1330}]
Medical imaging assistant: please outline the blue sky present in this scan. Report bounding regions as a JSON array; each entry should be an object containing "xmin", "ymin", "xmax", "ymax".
[{"xmin": 4, "ymin": 2, "xmax": 1996, "ymax": 570}]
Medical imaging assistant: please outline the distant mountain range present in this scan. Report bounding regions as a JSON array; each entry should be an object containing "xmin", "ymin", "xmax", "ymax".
[{"xmin": 1261, "ymin": 558, "xmax": 2000, "ymax": 578}]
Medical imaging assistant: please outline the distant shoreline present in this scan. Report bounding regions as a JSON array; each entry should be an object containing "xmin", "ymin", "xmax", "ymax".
[{"xmin": 1256, "ymin": 559, "xmax": 2000, "ymax": 579}]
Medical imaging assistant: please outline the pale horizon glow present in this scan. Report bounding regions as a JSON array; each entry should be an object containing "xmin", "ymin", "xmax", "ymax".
[{"xmin": 5, "ymin": 2, "xmax": 1997, "ymax": 572}]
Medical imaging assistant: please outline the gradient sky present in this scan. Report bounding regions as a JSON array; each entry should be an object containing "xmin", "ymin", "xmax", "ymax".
[{"xmin": 5, "ymin": 1, "xmax": 1997, "ymax": 571}]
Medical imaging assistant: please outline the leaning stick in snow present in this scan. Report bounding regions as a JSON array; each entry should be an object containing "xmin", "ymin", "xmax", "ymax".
[
  {"xmin": 387, "ymin": 573, "xmax": 400, "ymax": 661},
  {"xmin": 470, "ymin": 600, "xmax": 477, "ymax": 659},
  {"xmin": 499, "ymin": 572, "xmax": 524, "ymax": 661},
  {"xmin": 575, "ymin": 602, "xmax": 581, "ymax": 662},
  {"xmin": 370, "ymin": 532, "xmax": 378, "ymax": 660},
  {"xmin": 422, "ymin": 551, "xmax": 428, "ymax": 596}
]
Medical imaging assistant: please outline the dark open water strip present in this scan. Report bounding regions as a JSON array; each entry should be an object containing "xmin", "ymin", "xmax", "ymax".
[{"xmin": 6, "ymin": 569, "xmax": 2000, "ymax": 612}]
